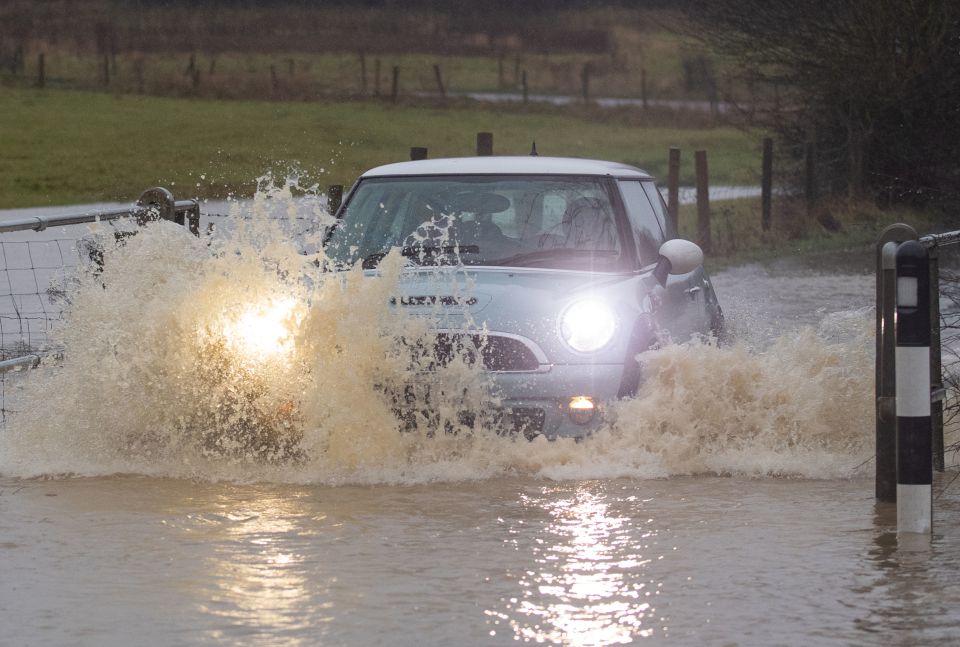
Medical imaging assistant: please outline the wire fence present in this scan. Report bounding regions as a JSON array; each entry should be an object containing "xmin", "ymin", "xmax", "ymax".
[
  {"xmin": 0, "ymin": 192, "xmax": 201, "ymax": 420},
  {"xmin": 0, "ymin": 236, "xmax": 77, "ymax": 360},
  {"xmin": 937, "ymin": 264, "xmax": 960, "ymax": 460},
  {"xmin": 0, "ymin": 227, "xmax": 104, "ymax": 422},
  {"xmin": 0, "ymin": 192, "xmax": 337, "ymax": 422}
]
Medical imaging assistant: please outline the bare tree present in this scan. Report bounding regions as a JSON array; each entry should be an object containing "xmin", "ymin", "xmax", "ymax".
[{"xmin": 677, "ymin": 0, "xmax": 960, "ymax": 209}]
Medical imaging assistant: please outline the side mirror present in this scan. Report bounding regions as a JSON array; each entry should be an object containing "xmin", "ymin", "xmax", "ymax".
[{"xmin": 653, "ymin": 239, "xmax": 704, "ymax": 286}]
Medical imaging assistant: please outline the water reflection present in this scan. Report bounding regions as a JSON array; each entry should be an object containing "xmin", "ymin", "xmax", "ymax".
[
  {"xmin": 497, "ymin": 484, "xmax": 664, "ymax": 645},
  {"xmin": 195, "ymin": 491, "xmax": 325, "ymax": 645},
  {"xmin": 850, "ymin": 500, "xmax": 958, "ymax": 645}
]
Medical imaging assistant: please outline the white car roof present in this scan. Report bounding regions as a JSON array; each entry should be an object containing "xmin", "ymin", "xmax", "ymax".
[{"xmin": 361, "ymin": 156, "xmax": 654, "ymax": 180}]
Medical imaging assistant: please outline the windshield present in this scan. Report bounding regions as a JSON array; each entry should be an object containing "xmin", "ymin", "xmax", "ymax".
[{"xmin": 324, "ymin": 175, "xmax": 626, "ymax": 270}]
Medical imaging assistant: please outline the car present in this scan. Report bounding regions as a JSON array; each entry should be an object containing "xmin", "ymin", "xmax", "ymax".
[{"xmin": 323, "ymin": 156, "xmax": 723, "ymax": 439}]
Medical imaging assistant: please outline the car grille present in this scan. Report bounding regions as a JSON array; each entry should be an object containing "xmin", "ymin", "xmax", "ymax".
[{"xmin": 431, "ymin": 333, "xmax": 541, "ymax": 372}]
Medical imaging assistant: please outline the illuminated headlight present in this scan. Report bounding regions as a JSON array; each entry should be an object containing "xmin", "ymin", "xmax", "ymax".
[
  {"xmin": 223, "ymin": 297, "xmax": 299, "ymax": 362},
  {"xmin": 560, "ymin": 299, "xmax": 617, "ymax": 353}
]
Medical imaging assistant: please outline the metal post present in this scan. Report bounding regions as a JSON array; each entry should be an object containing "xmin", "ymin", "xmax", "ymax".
[
  {"xmin": 137, "ymin": 187, "xmax": 176, "ymax": 224},
  {"xmin": 895, "ymin": 240, "xmax": 932, "ymax": 534},
  {"xmin": 667, "ymin": 147, "xmax": 680, "ymax": 238},
  {"xmin": 185, "ymin": 203, "xmax": 200, "ymax": 237},
  {"xmin": 875, "ymin": 223, "xmax": 917, "ymax": 502},
  {"xmin": 929, "ymin": 249, "xmax": 945, "ymax": 472}
]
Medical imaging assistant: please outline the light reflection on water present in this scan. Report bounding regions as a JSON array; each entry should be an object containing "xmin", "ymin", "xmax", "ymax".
[
  {"xmin": 2, "ymin": 475, "xmax": 960, "ymax": 645},
  {"xmin": 501, "ymin": 487, "xmax": 659, "ymax": 645},
  {"xmin": 200, "ymin": 495, "xmax": 319, "ymax": 644}
]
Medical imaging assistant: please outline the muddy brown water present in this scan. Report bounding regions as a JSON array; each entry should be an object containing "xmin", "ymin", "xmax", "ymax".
[{"xmin": 1, "ymin": 208, "xmax": 959, "ymax": 645}]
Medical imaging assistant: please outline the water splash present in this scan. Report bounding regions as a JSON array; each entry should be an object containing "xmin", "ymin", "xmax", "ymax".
[{"xmin": 0, "ymin": 181, "xmax": 876, "ymax": 483}]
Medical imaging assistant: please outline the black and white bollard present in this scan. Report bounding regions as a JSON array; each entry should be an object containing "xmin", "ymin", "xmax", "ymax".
[{"xmin": 895, "ymin": 240, "xmax": 932, "ymax": 534}]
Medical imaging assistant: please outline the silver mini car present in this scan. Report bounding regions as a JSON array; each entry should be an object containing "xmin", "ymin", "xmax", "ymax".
[{"xmin": 324, "ymin": 156, "xmax": 723, "ymax": 439}]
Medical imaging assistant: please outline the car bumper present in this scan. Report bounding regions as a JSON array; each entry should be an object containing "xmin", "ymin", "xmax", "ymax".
[{"xmin": 491, "ymin": 363, "xmax": 625, "ymax": 439}]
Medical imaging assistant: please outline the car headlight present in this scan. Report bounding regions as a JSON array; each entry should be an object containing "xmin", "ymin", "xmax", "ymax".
[
  {"xmin": 560, "ymin": 299, "xmax": 617, "ymax": 353},
  {"xmin": 223, "ymin": 297, "xmax": 299, "ymax": 362}
]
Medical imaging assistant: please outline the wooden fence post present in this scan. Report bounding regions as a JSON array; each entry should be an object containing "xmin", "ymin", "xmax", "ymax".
[
  {"xmin": 101, "ymin": 53, "xmax": 110, "ymax": 86},
  {"xmin": 641, "ymin": 67, "xmax": 648, "ymax": 111},
  {"xmin": 521, "ymin": 70, "xmax": 528, "ymax": 103},
  {"xmin": 135, "ymin": 58, "xmax": 144, "ymax": 94},
  {"xmin": 13, "ymin": 45, "xmax": 24, "ymax": 76},
  {"xmin": 849, "ymin": 125, "xmax": 864, "ymax": 199},
  {"xmin": 359, "ymin": 51, "xmax": 367, "ymax": 95},
  {"xmin": 477, "ymin": 132, "xmax": 493, "ymax": 156},
  {"xmin": 270, "ymin": 64, "xmax": 279, "ymax": 96},
  {"xmin": 410, "ymin": 146, "xmax": 428, "ymax": 160},
  {"xmin": 695, "ymin": 149, "xmax": 711, "ymax": 253},
  {"xmin": 667, "ymin": 147, "xmax": 681, "ymax": 236},
  {"xmin": 374, "ymin": 58, "xmax": 381, "ymax": 97},
  {"xmin": 37, "ymin": 53, "xmax": 45, "ymax": 88},
  {"xmin": 328, "ymin": 185, "xmax": 344, "ymax": 214},
  {"xmin": 761, "ymin": 137, "xmax": 773, "ymax": 231},
  {"xmin": 581, "ymin": 63, "xmax": 590, "ymax": 104},
  {"xmin": 433, "ymin": 64, "xmax": 445, "ymax": 97},
  {"xmin": 707, "ymin": 77, "xmax": 718, "ymax": 119},
  {"xmin": 497, "ymin": 53, "xmax": 504, "ymax": 89},
  {"xmin": 805, "ymin": 140, "xmax": 817, "ymax": 218},
  {"xmin": 391, "ymin": 65, "xmax": 399, "ymax": 103}
]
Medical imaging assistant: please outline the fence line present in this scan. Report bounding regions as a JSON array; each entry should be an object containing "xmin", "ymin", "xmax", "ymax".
[{"xmin": 0, "ymin": 188, "xmax": 199, "ymax": 372}]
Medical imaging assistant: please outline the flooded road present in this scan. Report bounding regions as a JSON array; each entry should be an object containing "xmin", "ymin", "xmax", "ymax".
[
  {"xmin": 3, "ymin": 474, "xmax": 959, "ymax": 646},
  {"xmin": 2, "ymin": 205, "xmax": 960, "ymax": 644}
]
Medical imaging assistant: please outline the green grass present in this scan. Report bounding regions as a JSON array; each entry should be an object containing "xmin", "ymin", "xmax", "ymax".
[
  {"xmin": 679, "ymin": 196, "xmax": 942, "ymax": 270},
  {"xmin": 0, "ymin": 87, "xmax": 763, "ymax": 209}
]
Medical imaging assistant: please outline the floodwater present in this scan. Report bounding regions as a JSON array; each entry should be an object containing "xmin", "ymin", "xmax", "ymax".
[{"xmin": 2, "ymin": 199, "xmax": 960, "ymax": 646}]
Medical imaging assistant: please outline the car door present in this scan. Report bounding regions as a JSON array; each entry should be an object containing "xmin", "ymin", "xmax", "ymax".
[{"xmin": 617, "ymin": 179, "xmax": 709, "ymax": 342}]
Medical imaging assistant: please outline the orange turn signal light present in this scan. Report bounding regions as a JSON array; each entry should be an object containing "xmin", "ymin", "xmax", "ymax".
[{"xmin": 568, "ymin": 396, "xmax": 596, "ymax": 425}]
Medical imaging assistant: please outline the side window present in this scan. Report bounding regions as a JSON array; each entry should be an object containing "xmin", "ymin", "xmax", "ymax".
[
  {"xmin": 641, "ymin": 181, "xmax": 671, "ymax": 238},
  {"xmin": 618, "ymin": 180, "xmax": 665, "ymax": 265}
]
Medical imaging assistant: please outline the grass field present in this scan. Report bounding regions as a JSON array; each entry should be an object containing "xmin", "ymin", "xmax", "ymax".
[
  {"xmin": 0, "ymin": 87, "xmax": 763, "ymax": 209},
  {"xmin": 677, "ymin": 196, "xmax": 939, "ymax": 268}
]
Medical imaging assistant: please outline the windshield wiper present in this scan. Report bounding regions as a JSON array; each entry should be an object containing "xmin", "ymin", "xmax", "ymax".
[
  {"xmin": 488, "ymin": 249, "xmax": 619, "ymax": 268},
  {"xmin": 362, "ymin": 245, "xmax": 481, "ymax": 268}
]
